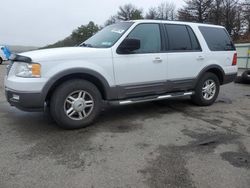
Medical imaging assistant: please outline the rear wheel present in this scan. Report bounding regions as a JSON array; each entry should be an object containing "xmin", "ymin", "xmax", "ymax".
[
  {"xmin": 0, "ymin": 58, "xmax": 3, "ymax": 65},
  {"xmin": 191, "ymin": 72, "xmax": 220, "ymax": 106},
  {"xmin": 50, "ymin": 79, "xmax": 102, "ymax": 129}
]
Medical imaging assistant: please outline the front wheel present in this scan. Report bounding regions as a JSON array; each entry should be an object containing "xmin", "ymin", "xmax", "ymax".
[
  {"xmin": 191, "ymin": 73, "xmax": 220, "ymax": 106},
  {"xmin": 0, "ymin": 58, "xmax": 3, "ymax": 65},
  {"xmin": 50, "ymin": 79, "xmax": 102, "ymax": 129}
]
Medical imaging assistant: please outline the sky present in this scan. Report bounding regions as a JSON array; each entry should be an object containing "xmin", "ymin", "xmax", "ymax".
[{"xmin": 0, "ymin": 0, "xmax": 185, "ymax": 47}]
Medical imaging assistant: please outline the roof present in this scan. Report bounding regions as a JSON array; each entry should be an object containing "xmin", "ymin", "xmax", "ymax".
[{"xmin": 125, "ymin": 19, "xmax": 224, "ymax": 28}]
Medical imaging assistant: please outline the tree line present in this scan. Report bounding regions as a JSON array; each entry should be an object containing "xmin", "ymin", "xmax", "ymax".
[
  {"xmin": 45, "ymin": 0, "xmax": 250, "ymax": 48},
  {"xmin": 178, "ymin": 0, "xmax": 250, "ymax": 41}
]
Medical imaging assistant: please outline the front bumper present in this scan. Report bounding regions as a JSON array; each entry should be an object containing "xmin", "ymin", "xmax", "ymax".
[{"xmin": 5, "ymin": 88, "xmax": 45, "ymax": 112}]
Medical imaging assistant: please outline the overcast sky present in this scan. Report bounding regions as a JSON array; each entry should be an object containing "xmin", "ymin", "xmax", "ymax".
[{"xmin": 0, "ymin": 0, "xmax": 185, "ymax": 47}]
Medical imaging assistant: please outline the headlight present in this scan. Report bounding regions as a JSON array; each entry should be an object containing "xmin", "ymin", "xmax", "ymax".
[{"xmin": 15, "ymin": 62, "xmax": 41, "ymax": 78}]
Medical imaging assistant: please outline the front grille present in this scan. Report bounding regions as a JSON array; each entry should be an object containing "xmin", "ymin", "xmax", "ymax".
[{"xmin": 6, "ymin": 61, "xmax": 14, "ymax": 75}]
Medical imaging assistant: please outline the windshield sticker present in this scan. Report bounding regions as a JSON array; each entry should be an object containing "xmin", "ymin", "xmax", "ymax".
[
  {"xmin": 111, "ymin": 29, "xmax": 125, "ymax": 34},
  {"xmin": 102, "ymin": 42, "xmax": 112, "ymax": 46}
]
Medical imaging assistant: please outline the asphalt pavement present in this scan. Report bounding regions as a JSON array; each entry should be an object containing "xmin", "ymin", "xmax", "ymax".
[{"xmin": 0, "ymin": 62, "xmax": 250, "ymax": 188}]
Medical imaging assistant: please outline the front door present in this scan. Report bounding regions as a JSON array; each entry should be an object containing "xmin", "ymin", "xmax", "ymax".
[{"xmin": 113, "ymin": 23, "xmax": 167, "ymax": 99}]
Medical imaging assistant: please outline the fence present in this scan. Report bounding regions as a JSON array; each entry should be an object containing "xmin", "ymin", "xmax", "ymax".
[{"xmin": 235, "ymin": 43, "xmax": 250, "ymax": 76}]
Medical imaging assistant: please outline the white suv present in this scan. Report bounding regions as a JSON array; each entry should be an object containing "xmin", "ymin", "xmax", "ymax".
[{"xmin": 5, "ymin": 20, "xmax": 238, "ymax": 129}]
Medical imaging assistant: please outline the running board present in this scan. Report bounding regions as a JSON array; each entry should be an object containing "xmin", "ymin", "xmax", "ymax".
[{"xmin": 109, "ymin": 91, "xmax": 194, "ymax": 106}]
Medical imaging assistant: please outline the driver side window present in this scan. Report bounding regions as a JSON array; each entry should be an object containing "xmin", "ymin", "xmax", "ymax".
[{"xmin": 127, "ymin": 24, "xmax": 161, "ymax": 53}]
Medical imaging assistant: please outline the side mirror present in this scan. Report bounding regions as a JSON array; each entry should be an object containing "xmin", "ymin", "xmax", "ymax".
[{"xmin": 117, "ymin": 38, "xmax": 140, "ymax": 54}]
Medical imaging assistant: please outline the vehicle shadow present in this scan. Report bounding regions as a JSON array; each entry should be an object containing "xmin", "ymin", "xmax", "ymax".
[{"xmin": 1, "ymin": 98, "xmax": 193, "ymax": 135}]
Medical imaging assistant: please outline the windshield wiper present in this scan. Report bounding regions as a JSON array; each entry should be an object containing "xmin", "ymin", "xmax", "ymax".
[{"xmin": 79, "ymin": 43, "xmax": 93, "ymax": 47}]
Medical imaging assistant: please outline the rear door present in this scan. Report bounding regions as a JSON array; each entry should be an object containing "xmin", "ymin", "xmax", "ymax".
[{"xmin": 164, "ymin": 24, "xmax": 204, "ymax": 91}]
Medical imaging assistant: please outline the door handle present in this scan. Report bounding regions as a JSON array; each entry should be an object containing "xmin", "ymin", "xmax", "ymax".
[
  {"xmin": 153, "ymin": 57, "xmax": 163, "ymax": 63},
  {"xmin": 197, "ymin": 56, "xmax": 205, "ymax": 61}
]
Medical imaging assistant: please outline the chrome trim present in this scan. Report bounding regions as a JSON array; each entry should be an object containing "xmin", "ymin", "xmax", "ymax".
[{"xmin": 118, "ymin": 91, "xmax": 194, "ymax": 105}]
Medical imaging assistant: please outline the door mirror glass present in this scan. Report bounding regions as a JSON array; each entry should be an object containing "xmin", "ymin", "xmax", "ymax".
[{"xmin": 117, "ymin": 38, "xmax": 140, "ymax": 54}]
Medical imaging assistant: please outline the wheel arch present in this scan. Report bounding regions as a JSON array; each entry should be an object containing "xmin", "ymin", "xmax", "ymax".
[
  {"xmin": 42, "ymin": 68, "xmax": 116, "ymax": 103},
  {"xmin": 196, "ymin": 65, "xmax": 225, "ymax": 86}
]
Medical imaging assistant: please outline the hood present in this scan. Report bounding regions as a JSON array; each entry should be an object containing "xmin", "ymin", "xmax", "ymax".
[{"xmin": 20, "ymin": 47, "xmax": 111, "ymax": 62}]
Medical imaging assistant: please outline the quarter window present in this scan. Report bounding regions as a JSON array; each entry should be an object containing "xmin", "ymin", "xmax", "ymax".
[
  {"xmin": 199, "ymin": 26, "xmax": 235, "ymax": 51},
  {"xmin": 126, "ymin": 24, "xmax": 161, "ymax": 53}
]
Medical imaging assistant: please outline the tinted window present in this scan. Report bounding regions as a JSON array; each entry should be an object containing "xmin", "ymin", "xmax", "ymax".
[
  {"xmin": 165, "ymin": 24, "xmax": 192, "ymax": 51},
  {"xmin": 187, "ymin": 27, "xmax": 201, "ymax": 50},
  {"xmin": 126, "ymin": 24, "xmax": 161, "ymax": 53},
  {"xmin": 199, "ymin": 26, "xmax": 235, "ymax": 51}
]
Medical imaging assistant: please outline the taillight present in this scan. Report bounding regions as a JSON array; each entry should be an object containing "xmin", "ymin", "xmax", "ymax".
[{"xmin": 232, "ymin": 53, "xmax": 237, "ymax": 66}]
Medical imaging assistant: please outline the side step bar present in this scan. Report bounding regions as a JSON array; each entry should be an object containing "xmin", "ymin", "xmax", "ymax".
[{"xmin": 109, "ymin": 91, "xmax": 194, "ymax": 106}]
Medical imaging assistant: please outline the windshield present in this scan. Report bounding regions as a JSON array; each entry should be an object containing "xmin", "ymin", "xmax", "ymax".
[{"xmin": 80, "ymin": 22, "xmax": 134, "ymax": 48}]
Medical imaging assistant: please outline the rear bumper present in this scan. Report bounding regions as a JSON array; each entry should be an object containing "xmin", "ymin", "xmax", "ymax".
[
  {"xmin": 223, "ymin": 73, "xmax": 237, "ymax": 85},
  {"xmin": 5, "ymin": 88, "xmax": 44, "ymax": 112}
]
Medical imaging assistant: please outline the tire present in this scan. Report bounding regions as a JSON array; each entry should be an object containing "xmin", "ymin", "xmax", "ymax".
[
  {"xmin": 0, "ymin": 58, "xmax": 3, "ymax": 65},
  {"xmin": 242, "ymin": 70, "xmax": 250, "ymax": 84},
  {"xmin": 191, "ymin": 72, "xmax": 220, "ymax": 106},
  {"xmin": 50, "ymin": 79, "xmax": 102, "ymax": 129}
]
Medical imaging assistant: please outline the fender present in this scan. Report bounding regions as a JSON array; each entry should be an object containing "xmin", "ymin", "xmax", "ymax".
[
  {"xmin": 194, "ymin": 64, "xmax": 225, "ymax": 86},
  {"xmin": 41, "ymin": 68, "xmax": 117, "ymax": 102}
]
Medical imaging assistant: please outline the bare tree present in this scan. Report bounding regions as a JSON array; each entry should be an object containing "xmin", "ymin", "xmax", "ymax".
[
  {"xmin": 146, "ymin": 2, "xmax": 176, "ymax": 20},
  {"xmin": 104, "ymin": 15, "xmax": 117, "ymax": 26},
  {"xmin": 242, "ymin": 0, "xmax": 250, "ymax": 32},
  {"xmin": 117, "ymin": 4, "xmax": 143, "ymax": 21},
  {"xmin": 178, "ymin": 0, "xmax": 214, "ymax": 22},
  {"xmin": 145, "ymin": 7, "xmax": 158, "ymax": 19},
  {"xmin": 208, "ymin": 0, "xmax": 223, "ymax": 25},
  {"xmin": 178, "ymin": 8, "xmax": 196, "ymax": 21},
  {"xmin": 221, "ymin": 0, "xmax": 239, "ymax": 35},
  {"xmin": 232, "ymin": 5, "xmax": 244, "ymax": 38},
  {"xmin": 157, "ymin": 2, "xmax": 176, "ymax": 20}
]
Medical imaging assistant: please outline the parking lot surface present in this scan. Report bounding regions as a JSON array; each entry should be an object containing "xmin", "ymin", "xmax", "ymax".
[{"xmin": 0, "ymin": 63, "xmax": 250, "ymax": 188}]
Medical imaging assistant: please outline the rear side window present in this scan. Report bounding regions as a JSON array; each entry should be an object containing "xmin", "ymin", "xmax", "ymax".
[
  {"xmin": 199, "ymin": 26, "xmax": 235, "ymax": 51},
  {"xmin": 165, "ymin": 24, "xmax": 201, "ymax": 52}
]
